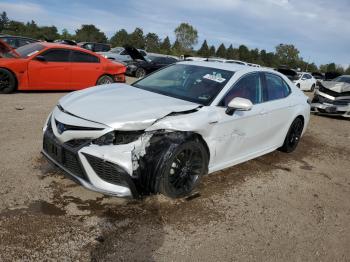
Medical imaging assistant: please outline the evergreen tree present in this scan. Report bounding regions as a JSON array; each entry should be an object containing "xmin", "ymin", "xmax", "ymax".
[
  {"xmin": 144, "ymin": 32, "xmax": 160, "ymax": 52},
  {"xmin": 160, "ymin": 36, "xmax": 171, "ymax": 54},
  {"xmin": 110, "ymin": 29, "xmax": 129, "ymax": 47},
  {"xmin": 197, "ymin": 40, "xmax": 210, "ymax": 57},
  {"xmin": 209, "ymin": 45, "xmax": 216, "ymax": 57},
  {"xmin": 216, "ymin": 43, "xmax": 226, "ymax": 58}
]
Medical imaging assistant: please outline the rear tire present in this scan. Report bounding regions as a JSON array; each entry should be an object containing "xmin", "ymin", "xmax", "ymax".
[
  {"xmin": 135, "ymin": 67, "xmax": 146, "ymax": 78},
  {"xmin": 158, "ymin": 141, "xmax": 208, "ymax": 198},
  {"xmin": 96, "ymin": 75, "xmax": 114, "ymax": 85},
  {"xmin": 279, "ymin": 117, "xmax": 304, "ymax": 153},
  {"xmin": 310, "ymin": 84, "xmax": 315, "ymax": 92},
  {"xmin": 0, "ymin": 68, "xmax": 17, "ymax": 94}
]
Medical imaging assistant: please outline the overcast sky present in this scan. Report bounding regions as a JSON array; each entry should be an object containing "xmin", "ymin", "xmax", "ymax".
[{"xmin": 1, "ymin": 0, "xmax": 349, "ymax": 66}]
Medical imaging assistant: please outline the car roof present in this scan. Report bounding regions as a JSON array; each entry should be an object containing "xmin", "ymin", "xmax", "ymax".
[
  {"xmin": 35, "ymin": 42, "xmax": 99, "ymax": 53},
  {"xmin": 178, "ymin": 61, "xmax": 275, "ymax": 74}
]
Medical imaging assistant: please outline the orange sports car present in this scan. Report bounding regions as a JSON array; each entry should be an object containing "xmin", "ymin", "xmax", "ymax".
[{"xmin": 0, "ymin": 40, "xmax": 126, "ymax": 93}]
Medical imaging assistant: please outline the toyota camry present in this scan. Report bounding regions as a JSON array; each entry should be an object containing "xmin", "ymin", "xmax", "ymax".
[{"xmin": 42, "ymin": 62, "xmax": 310, "ymax": 198}]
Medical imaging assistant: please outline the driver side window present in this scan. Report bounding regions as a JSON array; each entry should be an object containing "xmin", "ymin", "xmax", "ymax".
[{"xmin": 219, "ymin": 73, "xmax": 262, "ymax": 107}]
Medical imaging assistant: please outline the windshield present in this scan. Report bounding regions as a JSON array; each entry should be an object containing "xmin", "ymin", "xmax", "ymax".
[
  {"xmin": 16, "ymin": 43, "xmax": 45, "ymax": 58},
  {"xmin": 333, "ymin": 76, "xmax": 350, "ymax": 84},
  {"xmin": 133, "ymin": 64, "xmax": 234, "ymax": 105},
  {"xmin": 111, "ymin": 47, "xmax": 123, "ymax": 53}
]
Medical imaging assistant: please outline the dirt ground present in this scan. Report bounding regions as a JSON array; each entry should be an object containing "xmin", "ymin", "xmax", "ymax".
[{"xmin": 0, "ymin": 79, "xmax": 349, "ymax": 261}]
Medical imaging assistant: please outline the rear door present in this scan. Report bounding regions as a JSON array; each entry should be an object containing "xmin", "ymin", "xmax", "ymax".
[
  {"xmin": 261, "ymin": 72, "xmax": 294, "ymax": 147},
  {"xmin": 70, "ymin": 50, "xmax": 102, "ymax": 89},
  {"xmin": 28, "ymin": 48, "xmax": 71, "ymax": 89}
]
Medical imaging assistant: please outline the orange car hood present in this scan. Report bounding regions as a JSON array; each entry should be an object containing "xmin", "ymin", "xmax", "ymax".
[{"xmin": 0, "ymin": 39, "xmax": 20, "ymax": 58}]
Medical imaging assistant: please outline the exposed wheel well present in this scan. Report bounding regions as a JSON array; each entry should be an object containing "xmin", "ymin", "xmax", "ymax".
[{"xmin": 0, "ymin": 67, "xmax": 18, "ymax": 90}]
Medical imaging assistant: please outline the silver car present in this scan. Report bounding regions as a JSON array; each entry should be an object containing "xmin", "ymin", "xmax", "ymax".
[{"xmin": 98, "ymin": 47, "xmax": 147, "ymax": 62}]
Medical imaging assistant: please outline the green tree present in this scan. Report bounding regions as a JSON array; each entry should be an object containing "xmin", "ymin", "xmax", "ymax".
[
  {"xmin": 174, "ymin": 23, "xmax": 198, "ymax": 51},
  {"xmin": 238, "ymin": 45, "xmax": 250, "ymax": 61},
  {"xmin": 160, "ymin": 36, "xmax": 171, "ymax": 54},
  {"xmin": 345, "ymin": 65, "xmax": 350, "ymax": 75},
  {"xmin": 226, "ymin": 44, "xmax": 235, "ymax": 59},
  {"xmin": 144, "ymin": 32, "xmax": 160, "ymax": 52},
  {"xmin": 2, "ymin": 20, "xmax": 26, "ymax": 36},
  {"xmin": 172, "ymin": 39, "xmax": 183, "ymax": 56},
  {"xmin": 110, "ymin": 29, "xmax": 129, "ymax": 47},
  {"xmin": 209, "ymin": 45, "xmax": 216, "ymax": 57},
  {"xmin": 37, "ymin": 26, "xmax": 59, "ymax": 41},
  {"xmin": 326, "ymin": 63, "xmax": 336, "ymax": 72},
  {"xmin": 275, "ymin": 44, "xmax": 300, "ymax": 68},
  {"xmin": 128, "ymin": 27, "xmax": 145, "ymax": 49},
  {"xmin": 197, "ymin": 40, "xmax": 210, "ymax": 57},
  {"xmin": 61, "ymin": 29, "xmax": 73, "ymax": 40},
  {"xmin": 216, "ymin": 43, "xmax": 226, "ymax": 58},
  {"xmin": 75, "ymin": 24, "xmax": 107, "ymax": 42},
  {"xmin": 0, "ymin": 11, "xmax": 9, "ymax": 32}
]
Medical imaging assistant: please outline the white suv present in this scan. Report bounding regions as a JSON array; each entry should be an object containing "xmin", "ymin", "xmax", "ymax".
[{"xmin": 293, "ymin": 72, "xmax": 316, "ymax": 91}]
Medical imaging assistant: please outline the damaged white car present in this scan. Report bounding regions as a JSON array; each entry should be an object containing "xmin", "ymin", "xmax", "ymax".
[
  {"xmin": 42, "ymin": 62, "xmax": 310, "ymax": 198},
  {"xmin": 311, "ymin": 75, "xmax": 350, "ymax": 117}
]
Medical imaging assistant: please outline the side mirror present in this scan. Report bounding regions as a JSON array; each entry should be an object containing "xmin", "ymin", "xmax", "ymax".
[
  {"xmin": 225, "ymin": 97, "xmax": 253, "ymax": 115},
  {"xmin": 35, "ymin": 55, "xmax": 46, "ymax": 62}
]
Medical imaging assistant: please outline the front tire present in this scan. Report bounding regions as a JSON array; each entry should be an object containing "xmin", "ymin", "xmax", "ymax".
[
  {"xmin": 158, "ymin": 141, "xmax": 208, "ymax": 198},
  {"xmin": 96, "ymin": 75, "xmax": 114, "ymax": 85},
  {"xmin": 0, "ymin": 68, "xmax": 17, "ymax": 94},
  {"xmin": 135, "ymin": 67, "xmax": 146, "ymax": 78},
  {"xmin": 279, "ymin": 117, "xmax": 304, "ymax": 153}
]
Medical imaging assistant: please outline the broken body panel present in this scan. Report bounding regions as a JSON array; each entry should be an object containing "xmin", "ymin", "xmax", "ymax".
[
  {"xmin": 42, "ymin": 62, "xmax": 310, "ymax": 198},
  {"xmin": 311, "ymin": 81, "xmax": 350, "ymax": 117}
]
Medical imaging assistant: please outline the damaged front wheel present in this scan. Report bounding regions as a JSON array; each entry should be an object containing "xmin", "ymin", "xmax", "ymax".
[{"xmin": 159, "ymin": 141, "xmax": 208, "ymax": 198}]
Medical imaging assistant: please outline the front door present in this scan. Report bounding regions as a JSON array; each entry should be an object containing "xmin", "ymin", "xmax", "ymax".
[{"xmin": 28, "ymin": 49, "xmax": 71, "ymax": 90}]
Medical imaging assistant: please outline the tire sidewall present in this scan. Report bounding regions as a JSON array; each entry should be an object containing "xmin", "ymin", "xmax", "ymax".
[
  {"xmin": 0, "ymin": 69, "xmax": 16, "ymax": 94},
  {"xmin": 158, "ymin": 140, "xmax": 208, "ymax": 198},
  {"xmin": 135, "ymin": 68, "xmax": 146, "ymax": 78},
  {"xmin": 97, "ymin": 75, "xmax": 114, "ymax": 85}
]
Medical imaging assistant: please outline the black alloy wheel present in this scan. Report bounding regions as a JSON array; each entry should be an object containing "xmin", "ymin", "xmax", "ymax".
[
  {"xmin": 159, "ymin": 141, "xmax": 208, "ymax": 198},
  {"xmin": 0, "ymin": 68, "xmax": 16, "ymax": 94},
  {"xmin": 279, "ymin": 117, "xmax": 304, "ymax": 153}
]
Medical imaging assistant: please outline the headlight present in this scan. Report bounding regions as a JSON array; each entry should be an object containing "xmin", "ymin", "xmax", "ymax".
[{"xmin": 93, "ymin": 130, "xmax": 144, "ymax": 145}]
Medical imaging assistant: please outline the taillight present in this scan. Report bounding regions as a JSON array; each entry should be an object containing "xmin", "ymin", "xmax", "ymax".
[{"xmin": 114, "ymin": 74, "xmax": 125, "ymax": 83}]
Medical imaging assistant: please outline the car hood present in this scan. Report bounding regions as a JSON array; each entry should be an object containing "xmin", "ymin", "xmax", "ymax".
[
  {"xmin": 0, "ymin": 39, "xmax": 19, "ymax": 58},
  {"xmin": 124, "ymin": 46, "xmax": 146, "ymax": 62},
  {"xmin": 59, "ymin": 84, "xmax": 200, "ymax": 130},
  {"xmin": 321, "ymin": 81, "xmax": 350, "ymax": 93}
]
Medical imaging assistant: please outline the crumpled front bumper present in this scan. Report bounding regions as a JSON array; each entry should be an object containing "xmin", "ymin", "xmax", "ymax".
[
  {"xmin": 311, "ymin": 91, "xmax": 350, "ymax": 117},
  {"xmin": 42, "ymin": 124, "xmax": 140, "ymax": 198}
]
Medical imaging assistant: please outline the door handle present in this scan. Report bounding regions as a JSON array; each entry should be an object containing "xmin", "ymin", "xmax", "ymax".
[{"xmin": 259, "ymin": 110, "xmax": 268, "ymax": 115}]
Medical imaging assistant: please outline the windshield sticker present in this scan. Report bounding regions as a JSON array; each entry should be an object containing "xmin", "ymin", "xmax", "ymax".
[
  {"xmin": 203, "ymin": 73, "xmax": 226, "ymax": 83},
  {"xmin": 27, "ymin": 50, "xmax": 39, "ymax": 57}
]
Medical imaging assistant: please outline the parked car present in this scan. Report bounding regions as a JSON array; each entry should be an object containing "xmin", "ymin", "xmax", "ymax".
[
  {"xmin": 124, "ymin": 46, "xmax": 178, "ymax": 78},
  {"xmin": 277, "ymin": 68, "xmax": 299, "ymax": 81},
  {"xmin": 293, "ymin": 72, "xmax": 317, "ymax": 91},
  {"xmin": 0, "ymin": 41, "xmax": 126, "ymax": 93},
  {"xmin": 78, "ymin": 42, "xmax": 111, "ymax": 52},
  {"xmin": 0, "ymin": 34, "xmax": 39, "ymax": 49},
  {"xmin": 311, "ymin": 75, "xmax": 350, "ymax": 117},
  {"xmin": 98, "ymin": 47, "xmax": 147, "ymax": 62},
  {"xmin": 311, "ymin": 72, "xmax": 324, "ymax": 86},
  {"xmin": 42, "ymin": 62, "xmax": 310, "ymax": 198}
]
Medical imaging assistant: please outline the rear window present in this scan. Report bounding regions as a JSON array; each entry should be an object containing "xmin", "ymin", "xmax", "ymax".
[
  {"xmin": 16, "ymin": 43, "xmax": 45, "ymax": 58},
  {"xmin": 71, "ymin": 51, "xmax": 99, "ymax": 63}
]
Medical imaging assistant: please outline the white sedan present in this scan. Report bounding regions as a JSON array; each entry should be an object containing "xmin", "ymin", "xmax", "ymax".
[
  {"xmin": 42, "ymin": 62, "xmax": 310, "ymax": 198},
  {"xmin": 293, "ymin": 72, "xmax": 317, "ymax": 91}
]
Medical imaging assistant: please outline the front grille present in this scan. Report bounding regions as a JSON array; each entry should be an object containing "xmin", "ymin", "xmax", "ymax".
[
  {"xmin": 83, "ymin": 153, "xmax": 125, "ymax": 186},
  {"xmin": 319, "ymin": 85, "xmax": 350, "ymax": 97},
  {"xmin": 43, "ymin": 129, "xmax": 86, "ymax": 180},
  {"xmin": 64, "ymin": 139, "xmax": 91, "ymax": 148}
]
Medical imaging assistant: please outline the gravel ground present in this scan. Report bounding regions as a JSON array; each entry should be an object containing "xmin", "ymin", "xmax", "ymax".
[{"xmin": 0, "ymin": 80, "xmax": 349, "ymax": 261}]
